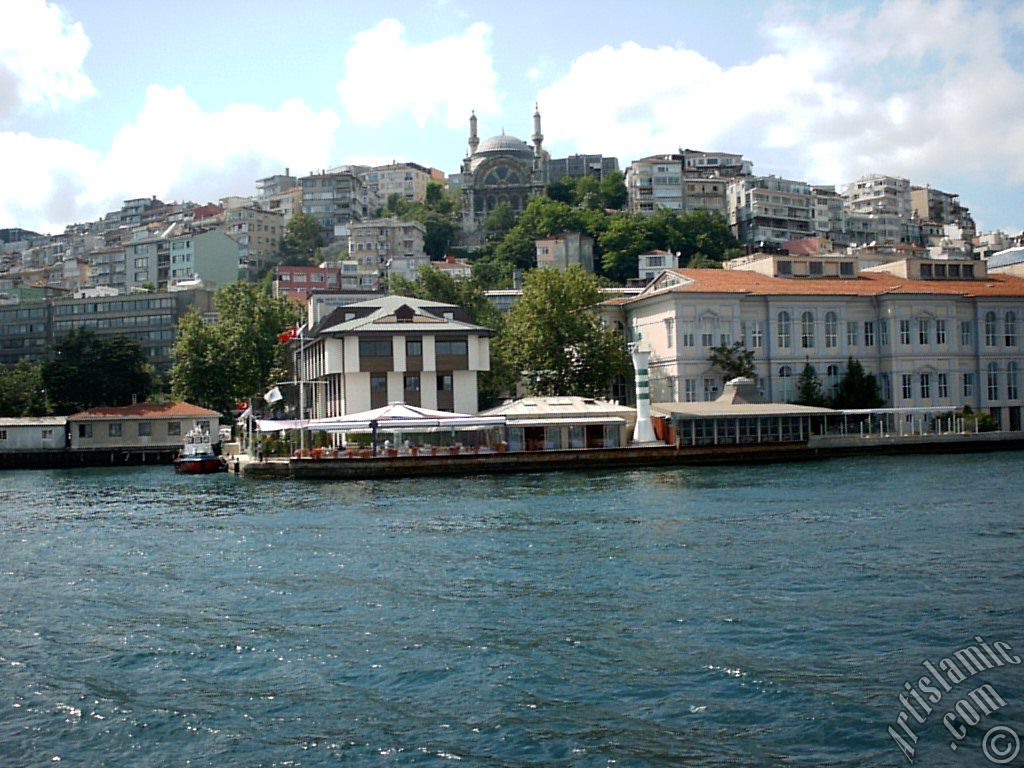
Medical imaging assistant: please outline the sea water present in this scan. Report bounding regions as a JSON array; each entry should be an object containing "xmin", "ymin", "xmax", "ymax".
[{"xmin": 1, "ymin": 453, "xmax": 1022, "ymax": 766}]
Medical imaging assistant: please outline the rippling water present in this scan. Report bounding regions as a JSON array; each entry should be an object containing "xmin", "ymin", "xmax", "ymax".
[{"xmin": 1, "ymin": 453, "xmax": 1022, "ymax": 766}]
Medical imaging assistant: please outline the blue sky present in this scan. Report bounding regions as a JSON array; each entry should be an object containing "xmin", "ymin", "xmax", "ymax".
[{"xmin": 2, "ymin": 0, "xmax": 1023, "ymax": 234}]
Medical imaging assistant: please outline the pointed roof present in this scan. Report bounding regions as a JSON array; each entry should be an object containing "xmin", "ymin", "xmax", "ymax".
[{"xmin": 313, "ymin": 294, "xmax": 491, "ymax": 335}]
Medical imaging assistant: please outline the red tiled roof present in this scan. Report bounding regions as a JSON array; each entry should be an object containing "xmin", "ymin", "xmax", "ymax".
[
  {"xmin": 620, "ymin": 268, "xmax": 1024, "ymax": 303},
  {"xmin": 69, "ymin": 402, "xmax": 221, "ymax": 420}
]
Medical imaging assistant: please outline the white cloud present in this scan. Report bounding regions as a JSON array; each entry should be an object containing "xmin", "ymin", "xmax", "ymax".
[
  {"xmin": 98, "ymin": 85, "xmax": 339, "ymax": 203},
  {"xmin": 337, "ymin": 18, "xmax": 499, "ymax": 129},
  {"xmin": 0, "ymin": 0, "xmax": 94, "ymax": 116},
  {"xmin": 538, "ymin": 0, "xmax": 1024, "ymax": 192},
  {"xmin": 0, "ymin": 86, "xmax": 340, "ymax": 233}
]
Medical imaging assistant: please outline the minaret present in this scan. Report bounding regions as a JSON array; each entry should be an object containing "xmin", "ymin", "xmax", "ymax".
[
  {"xmin": 468, "ymin": 110, "xmax": 479, "ymax": 155},
  {"xmin": 531, "ymin": 102, "xmax": 543, "ymax": 156}
]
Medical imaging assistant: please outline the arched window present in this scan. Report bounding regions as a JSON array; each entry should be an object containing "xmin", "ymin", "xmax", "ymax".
[
  {"xmin": 801, "ymin": 311, "xmax": 815, "ymax": 349},
  {"xmin": 827, "ymin": 364, "xmax": 840, "ymax": 396},
  {"xmin": 1006, "ymin": 312, "xmax": 1017, "ymax": 347},
  {"xmin": 988, "ymin": 362, "xmax": 1000, "ymax": 400},
  {"xmin": 778, "ymin": 365, "xmax": 793, "ymax": 401},
  {"xmin": 825, "ymin": 312, "xmax": 838, "ymax": 348},
  {"xmin": 985, "ymin": 311, "xmax": 997, "ymax": 346},
  {"xmin": 1008, "ymin": 362, "xmax": 1019, "ymax": 400},
  {"xmin": 777, "ymin": 311, "xmax": 791, "ymax": 348}
]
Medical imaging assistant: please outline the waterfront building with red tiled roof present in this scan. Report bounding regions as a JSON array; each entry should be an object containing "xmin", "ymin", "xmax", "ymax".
[
  {"xmin": 68, "ymin": 402, "xmax": 220, "ymax": 452},
  {"xmin": 603, "ymin": 260, "xmax": 1024, "ymax": 431}
]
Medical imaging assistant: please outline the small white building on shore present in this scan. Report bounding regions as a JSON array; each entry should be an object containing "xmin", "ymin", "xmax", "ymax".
[
  {"xmin": 482, "ymin": 396, "xmax": 636, "ymax": 451},
  {"xmin": 0, "ymin": 417, "xmax": 67, "ymax": 451}
]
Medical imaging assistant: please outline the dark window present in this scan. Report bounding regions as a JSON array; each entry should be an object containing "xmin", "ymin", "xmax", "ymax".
[
  {"xmin": 370, "ymin": 373, "xmax": 388, "ymax": 391},
  {"xmin": 108, "ymin": 423, "xmax": 122, "ymax": 437},
  {"xmin": 78, "ymin": 424, "xmax": 93, "ymax": 438},
  {"xmin": 359, "ymin": 338, "xmax": 393, "ymax": 357},
  {"xmin": 138, "ymin": 421, "xmax": 151, "ymax": 437},
  {"xmin": 437, "ymin": 373, "xmax": 453, "ymax": 391},
  {"xmin": 167, "ymin": 421, "xmax": 181, "ymax": 436},
  {"xmin": 406, "ymin": 338, "xmax": 422, "ymax": 357},
  {"xmin": 436, "ymin": 339, "xmax": 468, "ymax": 356},
  {"xmin": 404, "ymin": 374, "xmax": 420, "ymax": 392}
]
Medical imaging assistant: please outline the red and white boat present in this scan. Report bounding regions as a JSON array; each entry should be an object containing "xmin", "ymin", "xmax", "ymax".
[{"xmin": 174, "ymin": 424, "xmax": 226, "ymax": 474}]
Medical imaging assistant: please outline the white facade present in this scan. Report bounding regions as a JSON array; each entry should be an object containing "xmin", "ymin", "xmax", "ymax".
[
  {"xmin": 0, "ymin": 418, "xmax": 67, "ymax": 451},
  {"xmin": 627, "ymin": 150, "xmax": 748, "ymax": 216},
  {"xmin": 728, "ymin": 176, "xmax": 814, "ymax": 244},
  {"xmin": 844, "ymin": 174, "xmax": 912, "ymax": 218},
  {"xmin": 300, "ymin": 295, "xmax": 492, "ymax": 417},
  {"xmin": 605, "ymin": 268, "xmax": 1024, "ymax": 431}
]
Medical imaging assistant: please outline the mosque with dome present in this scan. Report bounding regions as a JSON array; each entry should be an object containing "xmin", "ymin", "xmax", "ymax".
[{"xmin": 458, "ymin": 105, "xmax": 549, "ymax": 233}]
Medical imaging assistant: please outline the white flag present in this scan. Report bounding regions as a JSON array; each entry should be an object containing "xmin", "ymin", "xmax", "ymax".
[{"xmin": 264, "ymin": 386, "xmax": 283, "ymax": 404}]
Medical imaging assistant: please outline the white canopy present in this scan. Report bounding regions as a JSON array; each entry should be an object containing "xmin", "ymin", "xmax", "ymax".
[
  {"xmin": 253, "ymin": 418, "xmax": 308, "ymax": 432},
  {"xmin": 305, "ymin": 402, "xmax": 506, "ymax": 433}
]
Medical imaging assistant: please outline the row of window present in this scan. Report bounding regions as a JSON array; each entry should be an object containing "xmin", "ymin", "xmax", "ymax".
[
  {"xmin": 897, "ymin": 363, "xmax": 1022, "ymax": 402},
  {"xmin": 0, "ymin": 428, "xmax": 55, "ymax": 440},
  {"xmin": 664, "ymin": 311, "xmax": 1019, "ymax": 352},
  {"xmin": 370, "ymin": 372, "xmax": 452, "ymax": 392},
  {"xmin": 358, "ymin": 338, "xmax": 469, "ymax": 359},
  {"xmin": 77, "ymin": 420, "xmax": 182, "ymax": 439},
  {"xmin": 54, "ymin": 298, "xmax": 175, "ymax": 316},
  {"xmin": 53, "ymin": 314, "xmax": 173, "ymax": 331}
]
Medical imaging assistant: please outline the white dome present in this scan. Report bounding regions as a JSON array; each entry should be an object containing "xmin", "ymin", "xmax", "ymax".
[{"xmin": 476, "ymin": 134, "xmax": 531, "ymax": 155}]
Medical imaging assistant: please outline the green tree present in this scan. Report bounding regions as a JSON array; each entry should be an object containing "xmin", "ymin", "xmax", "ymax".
[
  {"xmin": 282, "ymin": 212, "xmax": 324, "ymax": 264},
  {"xmin": 419, "ymin": 210, "xmax": 459, "ymax": 259},
  {"xmin": 423, "ymin": 181, "xmax": 457, "ymax": 215},
  {"xmin": 516, "ymin": 196, "xmax": 583, "ymax": 239},
  {"xmin": 168, "ymin": 310, "xmax": 227, "ymax": 412},
  {"xmin": 599, "ymin": 171, "xmax": 628, "ymax": 210},
  {"xmin": 546, "ymin": 176, "xmax": 576, "ymax": 204},
  {"xmin": 574, "ymin": 175, "xmax": 601, "ymax": 209},
  {"xmin": 42, "ymin": 329, "xmax": 154, "ymax": 413},
  {"xmin": 599, "ymin": 215, "xmax": 653, "ymax": 283},
  {"xmin": 794, "ymin": 362, "xmax": 827, "ymax": 406},
  {"xmin": 497, "ymin": 266, "xmax": 629, "ymax": 397},
  {"xmin": 647, "ymin": 209, "xmax": 738, "ymax": 264},
  {"xmin": 492, "ymin": 226, "xmax": 537, "ymax": 272},
  {"xmin": 687, "ymin": 253, "xmax": 723, "ymax": 269},
  {"xmin": 468, "ymin": 244, "xmax": 517, "ymax": 289},
  {"xmin": 386, "ymin": 193, "xmax": 411, "ymax": 216},
  {"xmin": 0, "ymin": 360, "xmax": 48, "ymax": 416},
  {"xmin": 171, "ymin": 282, "xmax": 300, "ymax": 412},
  {"xmin": 388, "ymin": 264, "xmax": 500, "ymax": 330},
  {"xmin": 830, "ymin": 357, "xmax": 884, "ymax": 409},
  {"xmin": 708, "ymin": 341, "xmax": 756, "ymax": 381},
  {"xmin": 482, "ymin": 202, "xmax": 515, "ymax": 242}
]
